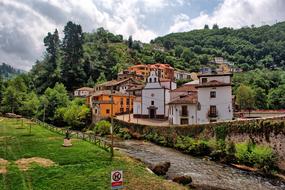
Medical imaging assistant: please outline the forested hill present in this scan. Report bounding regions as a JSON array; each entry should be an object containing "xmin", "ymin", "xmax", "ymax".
[
  {"xmin": 0, "ymin": 63, "xmax": 23, "ymax": 79},
  {"xmin": 152, "ymin": 22, "xmax": 285, "ymax": 71},
  {"xmin": 30, "ymin": 21, "xmax": 285, "ymax": 93}
]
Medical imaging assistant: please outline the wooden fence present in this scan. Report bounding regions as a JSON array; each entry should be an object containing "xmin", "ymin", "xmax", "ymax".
[{"xmin": 34, "ymin": 119, "xmax": 111, "ymax": 152}]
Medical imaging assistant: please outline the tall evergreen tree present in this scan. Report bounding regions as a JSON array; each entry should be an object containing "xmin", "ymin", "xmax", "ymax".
[{"xmin": 61, "ymin": 21, "xmax": 85, "ymax": 90}]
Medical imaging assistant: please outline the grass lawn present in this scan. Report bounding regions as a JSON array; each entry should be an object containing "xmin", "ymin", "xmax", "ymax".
[{"xmin": 0, "ymin": 117, "xmax": 187, "ymax": 190}]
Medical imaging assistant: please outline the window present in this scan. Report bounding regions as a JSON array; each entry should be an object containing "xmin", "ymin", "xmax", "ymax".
[
  {"xmin": 180, "ymin": 118, "xmax": 189, "ymax": 125},
  {"xmin": 154, "ymin": 78, "xmax": 157, "ymax": 82},
  {"xmin": 120, "ymin": 98, "xmax": 124, "ymax": 106},
  {"xmin": 106, "ymin": 109, "xmax": 110, "ymax": 114},
  {"xmin": 151, "ymin": 100, "xmax": 154, "ymax": 105},
  {"xmin": 126, "ymin": 108, "xmax": 129, "ymax": 113},
  {"xmin": 202, "ymin": 78, "xmax": 207, "ymax": 83},
  {"xmin": 120, "ymin": 108, "xmax": 124, "ymax": 113},
  {"xmin": 149, "ymin": 78, "xmax": 152, "ymax": 83},
  {"xmin": 181, "ymin": 106, "xmax": 188, "ymax": 116},
  {"xmin": 209, "ymin": 105, "xmax": 217, "ymax": 116},
  {"xmin": 126, "ymin": 98, "xmax": 130, "ymax": 105},
  {"xmin": 210, "ymin": 91, "xmax": 216, "ymax": 98}
]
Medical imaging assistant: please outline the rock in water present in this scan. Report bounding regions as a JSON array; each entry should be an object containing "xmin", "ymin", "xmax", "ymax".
[
  {"xmin": 172, "ymin": 175, "xmax": 192, "ymax": 186},
  {"xmin": 150, "ymin": 161, "xmax": 171, "ymax": 176}
]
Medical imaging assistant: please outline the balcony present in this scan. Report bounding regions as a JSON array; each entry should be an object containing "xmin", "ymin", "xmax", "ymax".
[
  {"xmin": 208, "ymin": 110, "xmax": 218, "ymax": 118},
  {"xmin": 179, "ymin": 111, "xmax": 188, "ymax": 117}
]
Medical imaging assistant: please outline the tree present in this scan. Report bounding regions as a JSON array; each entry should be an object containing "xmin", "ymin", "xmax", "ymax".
[
  {"xmin": 213, "ymin": 24, "xmax": 219, "ymax": 29},
  {"xmin": 1, "ymin": 77, "xmax": 27, "ymax": 113},
  {"xmin": 87, "ymin": 76, "xmax": 95, "ymax": 87},
  {"xmin": 128, "ymin": 35, "xmax": 133, "ymax": 48},
  {"xmin": 236, "ymin": 84, "xmax": 255, "ymax": 112},
  {"xmin": 96, "ymin": 72, "xmax": 107, "ymax": 84},
  {"xmin": 42, "ymin": 29, "xmax": 61, "ymax": 89},
  {"xmin": 20, "ymin": 91, "xmax": 40, "ymax": 117},
  {"xmin": 61, "ymin": 21, "xmax": 85, "ymax": 90},
  {"xmin": 0, "ymin": 75, "xmax": 4, "ymax": 102},
  {"xmin": 204, "ymin": 24, "xmax": 209, "ymax": 29},
  {"xmin": 41, "ymin": 83, "xmax": 69, "ymax": 123},
  {"xmin": 267, "ymin": 84, "xmax": 285, "ymax": 109},
  {"xmin": 55, "ymin": 98, "xmax": 90, "ymax": 130}
]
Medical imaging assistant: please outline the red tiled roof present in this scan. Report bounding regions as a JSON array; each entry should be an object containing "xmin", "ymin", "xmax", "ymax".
[
  {"xmin": 92, "ymin": 90, "xmax": 130, "ymax": 97},
  {"xmin": 197, "ymin": 72, "xmax": 233, "ymax": 78},
  {"xmin": 196, "ymin": 80, "xmax": 231, "ymax": 88},
  {"xmin": 168, "ymin": 94, "xmax": 198, "ymax": 104},
  {"xmin": 171, "ymin": 84, "xmax": 197, "ymax": 92}
]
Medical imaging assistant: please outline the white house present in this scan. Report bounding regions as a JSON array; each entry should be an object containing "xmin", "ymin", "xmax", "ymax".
[
  {"xmin": 169, "ymin": 72, "xmax": 233, "ymax": 125},
  {"xmin": 74, "ymin": 87, "xmax": 94, "ymax": 97},
  {"xmin": 196, "ymin": 73, "xmax": 233, "ymax": 124},
  {"xmin": 133, "ymin": 71, "xmax": 176, "ymax": 119}
]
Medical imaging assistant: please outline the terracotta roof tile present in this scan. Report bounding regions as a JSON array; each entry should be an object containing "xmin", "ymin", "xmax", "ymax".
[
  {"xmin": 76, "ymin": 87, "xmax": 94, "ymax": 91},
  {"xmin": 196, "ymin": 80, "xmax": 231, "ymax": 88},
  {"xmin": 168, "ymin": 94, "xmax": 198, "ymax": 104},
  {"xmin": 171, "ymin": 84, "xmax": 198, "ymax": 92}
]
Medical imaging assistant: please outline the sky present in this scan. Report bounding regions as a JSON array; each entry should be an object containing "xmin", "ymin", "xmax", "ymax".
[{"xmin": 1, "ymin": 0, "xmax": 285, "ymax": 71}]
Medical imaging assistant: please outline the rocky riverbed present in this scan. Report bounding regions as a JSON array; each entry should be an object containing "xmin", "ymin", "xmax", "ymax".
[{"xmin": 114, "ymin": 140, "xmax": 285, "ymax": 190}]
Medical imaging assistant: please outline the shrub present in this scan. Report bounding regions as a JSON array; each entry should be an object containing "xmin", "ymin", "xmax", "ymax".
[
  {"xmin": 174, "ymin": 136, "xmax": 211, "ymax": 156},
  {"xmin": 235, "ymin": 141, "xmax": 276, "ymax": 171},
  {"xmin": 249, "ymin": 145, "xmax": 276, "ymax": 171},
  {"xmin": 117, "ymin": 128, "xmax": 132, "ymax": 139},
  {"xmin": 94, "ymin": 120, "xmax": 111, "ymax": 136}
]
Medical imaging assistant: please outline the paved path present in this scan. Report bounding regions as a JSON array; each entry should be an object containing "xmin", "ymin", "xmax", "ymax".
[{"xmin": 116, "ymin": 114, "xmax": 169, "ymax": 126}]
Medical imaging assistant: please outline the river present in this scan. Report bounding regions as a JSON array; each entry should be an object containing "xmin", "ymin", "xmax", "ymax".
[{"xmin": 114, "ymin": 140, "xmax": 285, "ymax": 190}]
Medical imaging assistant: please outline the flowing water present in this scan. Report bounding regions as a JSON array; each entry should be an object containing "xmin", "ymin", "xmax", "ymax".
[{"xmin": 114, "ymin": 140, "xmax": 285, "ymax": 190}]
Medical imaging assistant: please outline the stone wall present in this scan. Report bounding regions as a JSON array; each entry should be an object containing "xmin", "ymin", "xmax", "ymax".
[{"xmin": 113, "ymin": 116, "xmax": 285, "ymax": 169}]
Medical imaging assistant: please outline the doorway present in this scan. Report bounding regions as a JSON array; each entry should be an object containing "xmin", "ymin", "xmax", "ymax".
[{"xmin": 149, "ymin": 108, "xmax": 156, "ymax": 119}]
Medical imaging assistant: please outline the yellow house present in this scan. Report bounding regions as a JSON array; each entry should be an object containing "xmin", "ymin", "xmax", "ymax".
[{"xmin": 89, "ymin": 90, "xmax": 134, "ymax": 121}]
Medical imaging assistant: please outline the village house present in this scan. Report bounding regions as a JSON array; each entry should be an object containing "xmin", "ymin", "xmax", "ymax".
[
  {"xmin": 94, "ymin": 78, "xmax": 141, "ymax": 93},
  {"xmin": 89, "ymin": 90, "xmax": 134, "ymax": 122},
  {"xmin": 196, "ymin": 72, "xmax": 233, "ymax": 123},
  {"xmin": 74, "ymin": 87, "xmax": 94, "ymax": 97},
  {"xmin": 168, "ymin": 72, "xmax": 233, "ymax": 125},
  {"xmin": 128, "ymin": 63, "xmax": 174, "ymax": 81},
  {"xmin": 133, "ymin": 70, "xmax": 176, "ymax": 119},
  {"xmin": 174, "ymin": 70, "xmax": 198, "ymax": 81},
  {"xmin": 117, "ymin": 70, "xmax": 144, "ymax": 81}
]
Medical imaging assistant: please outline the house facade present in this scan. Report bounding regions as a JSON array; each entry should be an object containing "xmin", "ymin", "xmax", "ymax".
[
  {"xmin": 90, "ymin": 90, "xmax": 134, "ymax": 122},
  {"xmin": 196, "ymin": 73, "xmax": 233, "ymax": 124},
  {"xmin": 74, "ymin": 87, "xmax": 94, "ymax": 97},
  {"xmin": 168, "ymin": 72, "xmax": 233, "ymax": 125},
  {"xmin": 133, "ymin": 71, "xmax": 176, "ymax": 119}
]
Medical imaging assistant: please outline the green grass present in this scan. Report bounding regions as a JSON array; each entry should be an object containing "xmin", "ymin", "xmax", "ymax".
[{"xmin": 0, "ymin": 117, "xmax": 187, "ymax": 190}]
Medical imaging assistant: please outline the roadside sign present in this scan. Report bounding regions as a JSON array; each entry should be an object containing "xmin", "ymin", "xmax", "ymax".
[{"xmin": 111, "ymin": 170, "xmax": 123, "ymax": 189}]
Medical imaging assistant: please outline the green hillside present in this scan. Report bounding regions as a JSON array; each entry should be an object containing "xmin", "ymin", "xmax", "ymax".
[{"xmin": 153, "ymin": 22, "xmax": 285, "ymax": 71}]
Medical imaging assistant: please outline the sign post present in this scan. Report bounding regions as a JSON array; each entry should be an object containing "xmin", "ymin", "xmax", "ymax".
[{"xmin": 111, "ymin": 170, "xmax": 123, "ymax": 189}]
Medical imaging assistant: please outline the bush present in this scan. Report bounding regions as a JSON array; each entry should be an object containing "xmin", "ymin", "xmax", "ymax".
[
  {"xmin": 249, "ymin": 145, "xmax": 276, "ymax": 171},
  {"xmin": 235, "ymin": 141, "xmax": 276, "ymax": 171},
  {"xmin": 94, "ymin": 120, "xmax": 111, "ymax": 136},
  {"xmin": 174, "ymin": 136, "xmax": 211, "ymax": 156},
  {"xmin": 117, "ymin": 128, "xmax": 132, "ymax": 139}
]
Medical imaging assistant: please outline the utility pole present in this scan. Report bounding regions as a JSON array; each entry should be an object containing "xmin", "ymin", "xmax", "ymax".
[
  {"xmin": 128, "ymin": 91, "xmax": 131, "ymax": 122},
  {"xmin": 110, "ymin": 88, "xmax": 114, "ymax": 159}
]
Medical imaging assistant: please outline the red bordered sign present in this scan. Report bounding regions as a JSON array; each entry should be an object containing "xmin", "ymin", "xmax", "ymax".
[{"xmin": 111, "ymin": 170, "xmax": 123, "ymax": 189}]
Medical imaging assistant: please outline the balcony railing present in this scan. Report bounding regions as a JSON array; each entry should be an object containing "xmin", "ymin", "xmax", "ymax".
[
  {"xmin": 208, "ymin": 110, "xmax": 218, "ymax": 118},
  {"xmin": 179, "ymin": 111, "xmax": 188, "ymax": 117}
]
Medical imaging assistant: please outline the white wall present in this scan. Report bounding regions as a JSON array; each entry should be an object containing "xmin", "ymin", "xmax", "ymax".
[
  {"xmin": 199, "ymin": 75, "xmax": 231, "ymax": 84},
  {"xmin": 142, "ymin": 88, "xmax": 165, "ymax": 116},
  {"xmin": 133, "ymin": 101, "xmax": 141, "ymax": 115},
  {"xmin": 169, "ymin": 104, "xmax": 197, "ymax": 125},
  {"xmin": 197, "ymin": 86, "xmax": 233, "ymax": 124}
]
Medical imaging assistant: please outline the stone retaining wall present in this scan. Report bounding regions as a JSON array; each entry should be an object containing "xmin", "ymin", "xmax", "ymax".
[{"xmin": 113, "ymin": 116, "xmax": 285, "ymax": 169}]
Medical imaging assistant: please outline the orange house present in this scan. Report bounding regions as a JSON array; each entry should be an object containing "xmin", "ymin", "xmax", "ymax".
[
  {"xmin": 128, "ymin": 63, "xmax": 174, "ymax": 81},
  {"xmin": 89, "ymin": 90, "xmax": 134, "ymax": 121}
]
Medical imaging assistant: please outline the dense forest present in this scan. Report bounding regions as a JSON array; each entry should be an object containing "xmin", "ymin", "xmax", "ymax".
[
  {"xmin": 0, "ymin": 21, "xmax": 284, "ymax": 129},
  {"xmin": 0, "ymin": 63, "xmax": 23, "ymax": 79}
]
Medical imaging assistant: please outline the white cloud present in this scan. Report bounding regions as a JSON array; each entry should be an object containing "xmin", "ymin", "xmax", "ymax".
[{"xmin": 169, "ymin": 0, "xmax": 285, "ymax": 33}]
